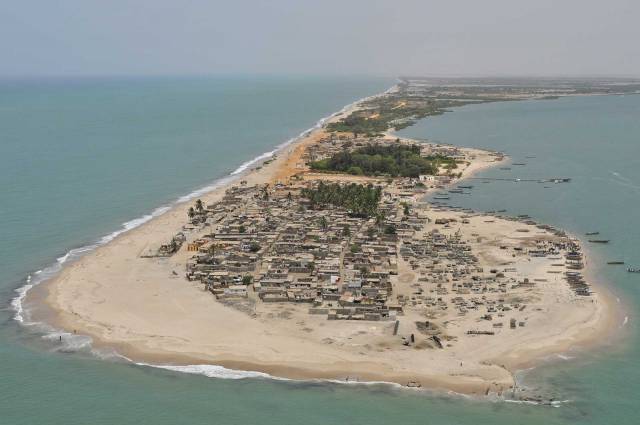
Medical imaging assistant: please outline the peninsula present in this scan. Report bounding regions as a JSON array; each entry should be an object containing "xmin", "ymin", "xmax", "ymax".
[{"xmin": 30, "ymin": 78, "xmax": 632, "ymax": 396}]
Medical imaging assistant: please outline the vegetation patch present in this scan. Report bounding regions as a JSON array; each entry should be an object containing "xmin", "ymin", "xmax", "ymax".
[
  {"xmin": 326, "ymin": 98, "xmax": 444, "ymax": 135},
  {"xmin": 310, "ymin": 144, "xmax": 439, "ymax": 178},
  {"xmin": 301, "ymin": 182, "xmax": 382, "ymax": 217}
]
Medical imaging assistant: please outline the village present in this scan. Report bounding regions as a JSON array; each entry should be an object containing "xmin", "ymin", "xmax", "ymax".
[
  {"xmin": 40, "ymin": 79, "xmax": 609, "ymax": 394},
  {"xmin": 148, "ymin": 135, "xmax": 593, "ymax": 353}
]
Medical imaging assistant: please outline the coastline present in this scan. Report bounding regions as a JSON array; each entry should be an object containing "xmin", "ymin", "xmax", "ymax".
[
  {"xmin": 19, "ymin": 85, "xmax": 619, "ymax": 396},
  {"xmin": 12, "ymin": 89, "xmax": 375, "ymax": 324}
]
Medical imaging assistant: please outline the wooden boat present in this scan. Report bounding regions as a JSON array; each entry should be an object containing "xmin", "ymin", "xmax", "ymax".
[
  {"xmin": 608, "ymin": 261, "xmax": 625, "ymax": 265},
  {"xmin": 586, "ymin": 232, "xmax": 600, "ymax": 236},
  {"xmin": 589, "ymin": 240, "xmax": 610, "ymax": 244},
  {"xmin": 628, "ymin": 268, "xmax": 640, "ymax": 273}
]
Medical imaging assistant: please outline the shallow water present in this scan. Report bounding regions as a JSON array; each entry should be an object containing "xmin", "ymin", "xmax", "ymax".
[
  {"xmin": 2, "ymin": 79, "xmax": 639, "ymax": 424},
  {"xmin": 399, "ymin": 94, "xmax": 640, "ymax": 423}
]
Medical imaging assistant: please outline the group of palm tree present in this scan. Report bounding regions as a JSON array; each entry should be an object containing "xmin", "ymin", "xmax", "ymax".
[{"xmin": 301, "ymin": 181, "xmax": 382, "ymax": 218}]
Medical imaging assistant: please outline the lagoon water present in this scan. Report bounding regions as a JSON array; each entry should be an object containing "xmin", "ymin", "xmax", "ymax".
[{"xmin": 1, "ymin": 78, "xmax": 639, "ymax": 424}]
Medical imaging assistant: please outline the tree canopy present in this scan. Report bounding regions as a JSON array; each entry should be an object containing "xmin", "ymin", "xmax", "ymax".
[
  {"xmin": 301, "ymin": 182, "xmax": 382, "ymax": 217},
  {"xmin": 310, "ymin": 144, "xmax": 438, "ymax": 178}
]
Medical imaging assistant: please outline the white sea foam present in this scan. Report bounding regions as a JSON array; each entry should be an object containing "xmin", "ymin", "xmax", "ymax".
[
  {"xmin": 140, "ymin": 363, "xmax": 286, "ymax": 380},
  {"xmin": 609, "ymin": 170, "xmax": 640, "ymax": 191},
  {"xmin": 11, "ymin": 283, "xmax": 33, "ymax": 324},
  {"xmin": 556, "ymin": 354, "xmax": 575, "ymax": 361},
  {"xmin": 503, "ymin": 398, "xmax": 572, "ymax": 407},
  {"xmin": 43, "ymin": 331, "xmax": 94, "ymax": 352},
  {"xmin": 137, "ymin": 362, "xmax": 410, "ymax": 389}
]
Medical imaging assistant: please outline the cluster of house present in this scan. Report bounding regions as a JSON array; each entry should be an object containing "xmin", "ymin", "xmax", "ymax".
[
  {"xmin": 166, "ymin": 131, "xmax": 589, "ymax": 346},
  {"xmin": 182, "ymin": 181, "xmax": 407, "ymax": 321}
]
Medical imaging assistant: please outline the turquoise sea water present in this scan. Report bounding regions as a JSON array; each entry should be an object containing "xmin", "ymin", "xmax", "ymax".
[{"xmin": 1, "ymin": 78, "xmax": 639, "ymax": 424}]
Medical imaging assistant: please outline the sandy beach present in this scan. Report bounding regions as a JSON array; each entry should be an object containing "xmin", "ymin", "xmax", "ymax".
[{"xmin": 26, "ymin": 92, "xmax": 615, "ymax": 397}]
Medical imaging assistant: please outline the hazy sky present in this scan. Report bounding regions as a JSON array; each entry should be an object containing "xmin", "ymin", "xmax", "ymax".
[{"xmin": 2, "ymin": 0, "xmax": 639, "ymax": 77}]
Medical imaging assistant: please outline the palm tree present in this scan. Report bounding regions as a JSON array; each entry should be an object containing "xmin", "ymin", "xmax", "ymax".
[
  {"xmin": 375, "ymin": 212, "xmax": 385, "ymax": 227},
  {"xmin": 319, "ymin": 216, "xmax": 328, "ymax": 230},
  {"xmin": 188, "ymin": 207, "xmax": 195, "ymax": 220},
  {"xmin": 195, "ymin": 199, "xmax": 203, "ymax": 212},
  {"xmin": 402, "ymin": 202, "xmax": 410, "ymax": 216}
]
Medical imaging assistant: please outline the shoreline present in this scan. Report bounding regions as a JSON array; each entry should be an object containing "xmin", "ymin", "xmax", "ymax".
[
  {"xmin": 18, "ymin": 85, "xmax": 621, "ymax": 397},
  {"xmin": 11, "ymin": 86, "xmax": 382, "ymax": 324}
]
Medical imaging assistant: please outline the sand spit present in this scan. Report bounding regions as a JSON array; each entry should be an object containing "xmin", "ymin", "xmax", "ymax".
[{"xmin": 25, "ymin": 89, "xmax": 613, "ymax": 396}]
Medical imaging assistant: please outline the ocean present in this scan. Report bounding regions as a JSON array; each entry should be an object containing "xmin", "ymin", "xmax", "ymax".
[{"xmin": 1, "ymin": 77, "xmax": 639, "ymax": 424}]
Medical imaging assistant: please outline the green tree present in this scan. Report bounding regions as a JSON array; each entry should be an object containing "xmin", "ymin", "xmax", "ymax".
[
  {"xmin": 301, "ymin": 182, "xmax": 382, "ymax": 218},
  {"xmin": 402, "ymin": 202, "xmax": 411, "ymax": 216},
  {"xmin": 309, "ymin": 143, "xmax": 439, "ymax": 178}
]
